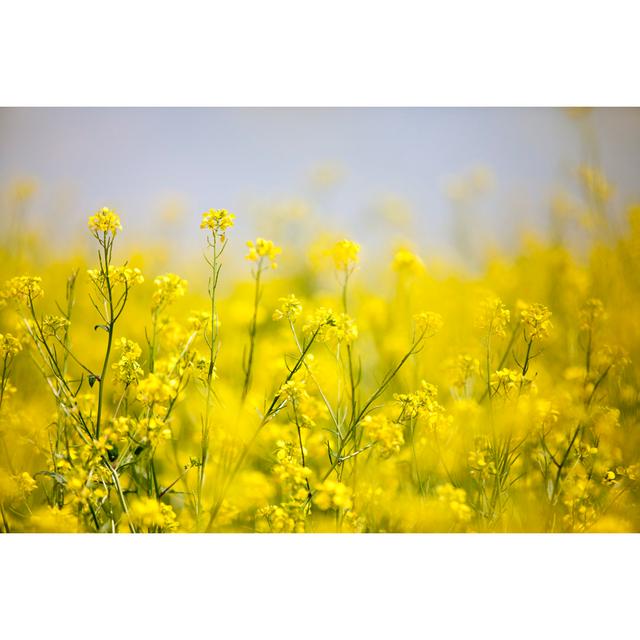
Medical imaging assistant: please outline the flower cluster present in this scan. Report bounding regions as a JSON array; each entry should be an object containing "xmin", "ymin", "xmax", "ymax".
[
  {"xmin": 273, "ymin": 440, "xmax": 312, "ymax": 501},
  {"xmin": 490, "ymin": 368, "xmax": 523, "ymax": 396},
  {"xmin": 448, "ymin": 354, "xmax": 480, "ymax": 392},
  {"xmin": 136, "ymin": 373, "xmax": 178, "ymax": 408},
  {"xmin": 435, "ymin": 483, "xmax": 472, "ymax": 523},
  {"xmin": 112, "ymin": 338, "xmax": 143, "ymax": 387},
  {"xmin": 413, "ymin": 311, "xmax": 443, "ymax": 338},
  {"xmin": 245, "ymin": 238, "xmax": 282, "ymax": 269},
  {"xmin": 330, "ymin": 239, "xmax": 360, "ymax": 272},
  {"xmin": 4, "ymin": 276, "xmax": 43, "ymax": 304},
  {"xmin": 302, "ymin": 308, "xmax": 357, "ymax": 345},
  {"xmin": 200, "ymin": 208, "xmax": 235, "ymax": 241},
  {"xmin": 579, "ymin": 298, "xmax": 606, "ymax": 332},
  {"xmin": 313, "ymin": 479, "xmax": 353, "ymax": 511},
  {"xmin": 519, "ymin": 302, "xmax": 553, "ymax": 340},
  {"xmin": 87, "ymin": 265, "xmax": 144, "ymax": 289},
  {"xmin": 392, "ymin": 248, "xmax": 424, "ymax": 275},
  {"xmin": 363, "ymin": 414, "xmax": 404, "ymax": 457},
  {"xmin": 395, "ymin": 381, "xmax": 446, "ymax": 427},
  {"xmin": 124, "ymin": 497, "xmax": 178, "ymax": 533},
  {"xmin": 87, "ymin": 207, "xmax": 122, "ymax": 236},
  {"xmin": 272, "ymin": 294, "xmax": 303, "ymax": 322},
  {"xmin": 41, "ymin": 315, "xmax": 70, "ymax": 338},
  {"xmin": 0, "ymin": 333, "xmax": 22, "ymax": 358},
  {"xmin": 152, "ymin": 273, "xmax": 187, "ymax": 312},
  {"xmin": 476, "ymin": 296, "xmax": 510, "ymax": 337}
]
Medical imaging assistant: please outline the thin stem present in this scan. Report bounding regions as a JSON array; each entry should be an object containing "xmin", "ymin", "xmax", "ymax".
[{"xmin": 241, "ymin": 262, "xmax": 263, "ymax": 403}]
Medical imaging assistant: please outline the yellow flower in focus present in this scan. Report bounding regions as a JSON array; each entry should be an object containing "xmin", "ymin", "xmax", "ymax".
[
  {"xmin": 200, "ymin": 208, "xmax": 235, "ymax": 241},
  {"xmin": 88, "ymin": 207, "xmax": 122, "ymax": 236},
  {"xmin": 245, "ymin": 238, "xmax": 282, "ymax": 269},
  {"xmin": 112, "ymin": 338, "xmax": 143, "ymax": 387}
]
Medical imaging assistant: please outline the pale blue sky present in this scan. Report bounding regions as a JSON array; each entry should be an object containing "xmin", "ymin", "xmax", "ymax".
[{"xmin": 1, "ymin": 108, "xmax": 639, "ymax": 261}]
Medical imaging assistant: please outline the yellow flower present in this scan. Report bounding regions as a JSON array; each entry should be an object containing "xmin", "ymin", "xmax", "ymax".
[
  {"xmin": 413, "ymin": 312, "xmax": 443, "ymax": 338},
  {"xmin": 245, "ymin": 238, "xmax": 282, "ymax": 269},
  {"xmin": 4, "ymin": 276, "xmax": 43, "ymax": 304},
  {"xmin": 313, "ymin": 480, "xmax": 353, "ymax": 511},
  {"xmin": 272, "ymin": 294, "xmax": 303, "ymax": 322},
  {"xmin": 0, "ymin": 333, "xmax": 22, "ymax": 358},
  {"xmin": 136, "ymin": 373, "xmax": 178, "ymax": 407},
  {"xmin": 392, "ymin": 248, "xmax": 424, "ymax": 275},
  {"xmin": 88, "ymin": 207, "xmax": 122, "ymax": 236},
  {"xmin": 272, "ymin": 440, "xmax": 312, "ymax": 501},
  {"xmin": 256, "ymin": 503, "xmax": 306, "ymax": 533},
  {"xmin": 490, "ymin": 368, "xmax": 523, "ymax": 395},
  {"xmin": 13, "ymin": 471, "xmax": 37, "ymax": 496},
  {"xmin": 330, "ymin": 239, "xmax": 360, "ymax": 271},
  {"xmin": 87, "ymin": 265, "xmax": 144, "ymax": 289},
  {"xmin": 436, "ymin": 483, "xmax": 472, "ymax": 522},
  {"xmin": 476, "ymin": 296, "xmax": 510, "ymax": 337},
  {"xmin": 395, "ymin": 381, "xmax": 446, "ymax": 426},
  {"xmin": 363, "ymin": 414, "xmax": 404, "ymax": 457},
  {"xmin": 279, "ymin": 379, "xmax": 309, "ymax": 404},
  {"xmin": 42, "ymin": 315, "xmax": 70, "ymax": 338},
  {"xmin": 152, "ymin": 273, "xmax": 187, "ymax": 312},
  {"xmin": 200, "ymin": 208, "xmax": 235, "ymax": 241},
  {"xmin": 447, "ymin": 354, "xmax": 480, "ymax": 391},
  {"xmin": 112, "ymin": 338, "xmax": 143, "ymax": 387},
  {"xmin": 138, "ymin": 416, "xmax": 172, "ymax": 446},
  {"xmin": 579, "ymin": 298, "xmax": 606, "ymax": 331},
  {"xmin": 124, "ymin": 497, "xmax": 178, "ymax": 532},
  {"xmin": 302, "ymin": 308, "xmax": 357, "ymax": 345},
  {"xmin": 519, "ymin": 301, "xmax": 553, "ymax": 340}
]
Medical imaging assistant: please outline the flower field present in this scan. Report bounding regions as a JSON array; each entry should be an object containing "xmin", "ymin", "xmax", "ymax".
[{"xmin": 1, "ymin": 168, "xmax": 639, "ymax": 533}]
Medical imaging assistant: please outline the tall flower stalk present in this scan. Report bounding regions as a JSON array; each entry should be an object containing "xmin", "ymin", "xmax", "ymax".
[
  {"xmin": 196, "ymin": 208, "xmax": 235, "ymax": 524},
  {"xmin": 241, "ymin": 237, "xmax": 281, "ymax": 403}
]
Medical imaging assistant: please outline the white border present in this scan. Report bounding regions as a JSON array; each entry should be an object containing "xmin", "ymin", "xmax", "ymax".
[
  {"xmin": 1, "ymin": 0, "xmax": 639, "ymax": 105},
  {"xmin": 0, "ymin": 534, "xmax": 637, "ymax": 638}
]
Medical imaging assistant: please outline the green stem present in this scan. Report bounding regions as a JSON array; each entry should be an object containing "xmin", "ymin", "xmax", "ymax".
[{"xmin": 241, "ymin": 263, "xmax": 263, "ymax": 403}]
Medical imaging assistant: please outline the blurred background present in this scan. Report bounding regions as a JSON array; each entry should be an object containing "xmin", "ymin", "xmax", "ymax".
[{"xmin": 1, "ymin": 107, "xmax": 639, "ymax": 270}]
